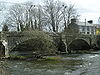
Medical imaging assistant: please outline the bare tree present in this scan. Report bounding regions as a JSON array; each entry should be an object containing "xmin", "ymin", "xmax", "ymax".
[
  {"xmin": 43, "ymin": 0, "xmax": 63, "ymax": 32},
  {"xmin": 0, "ymin": 2, "xmax": 6, "ymax": 11},
  {"xmin": 4, "ymin": 2, "xmax": 45, "ymax": 31},
  {"xmin": 7, "ymin": 4, "xmax": 25, "ymax": 31},
  {"xmin": 37, "ymin": 5, "xmax": 44, "ymax": 30},
  {"xmin": 67, "ymin": 4, "xmax": 78, "ymax": 25},
  {"xmin": 3, "ymin": 1, "xmax": 79, "ymax": 32},
  {"xmin": 62, "ymin": 3, "xmax": 79, "ymax": 31},
  {"xmin": 31, "ymin": 5, "xmax": 44, "ymax": 30},
  {"xmin": 43, "ymin": 0, "xmax": 79, "ymax": 32}
]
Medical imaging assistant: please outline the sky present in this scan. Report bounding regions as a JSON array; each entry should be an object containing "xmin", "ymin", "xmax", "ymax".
[
  {"xmin": 61, "ymin": 0, "xmax": 100, "ymax": 23},
  {"xmin": 0, "ymin": 0, "xmax": 100, "ymax": 23}
]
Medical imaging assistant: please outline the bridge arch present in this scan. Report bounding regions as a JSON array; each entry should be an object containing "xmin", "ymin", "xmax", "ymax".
[
  {"xmin": 10, "ymin": 36, "xmax": 57, "ymax": 56},
  {"xmin": 67, "ymin": 39, "xmax": 91, "ymax": 53}
]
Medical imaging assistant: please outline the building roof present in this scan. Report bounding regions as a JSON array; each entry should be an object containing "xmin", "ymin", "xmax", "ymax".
[
  {"xmin": 94, "ymin": 24, "xmax": 100, "ymax": 28},
  {"xmin": 76, "ymin": 21, "xmax": 97, "ymax": 26}
]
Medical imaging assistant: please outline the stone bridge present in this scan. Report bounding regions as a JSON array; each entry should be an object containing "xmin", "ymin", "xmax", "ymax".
[{"xmin": 0, "ymin": 31, "xmax": 96, "ymax": 57}]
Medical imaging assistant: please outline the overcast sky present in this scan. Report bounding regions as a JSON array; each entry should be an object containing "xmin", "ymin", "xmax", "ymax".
[
  {"xmin": 0, "ymin": 0, "xmax": 100, "ymax": 23},
  {"xmin": 62, "ymin": 0, "xmax": 100, "ymax": 23}
]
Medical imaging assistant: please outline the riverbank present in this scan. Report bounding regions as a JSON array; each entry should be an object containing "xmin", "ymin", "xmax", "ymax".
[
  {"xmin": 0, "ymin": 51, "xmax": 100, "ymax": 75},
  {"xmin": 0, "ymin": 54, "xmax": 84, "ymax": 75}
]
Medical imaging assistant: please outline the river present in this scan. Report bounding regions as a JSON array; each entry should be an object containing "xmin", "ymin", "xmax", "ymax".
[{"xmin": 0, "ymin": 51, "xmax": 100, "ymax": 75}]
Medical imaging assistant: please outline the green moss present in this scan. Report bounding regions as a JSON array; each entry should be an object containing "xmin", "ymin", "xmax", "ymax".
[
  {"xmin": 30, "ymin": 56, "xmax": 83, "ymax": 70},
  {"xmin": 45, "ymin": 56, "xmax": 61, "ymax": 60},
  {"xmin": 32, "ymin": 56, "xmax": 83, "ymax": 65},
  {"xmin": 10, "ymin": 55, "xmax": 27, "ymax": 59}
]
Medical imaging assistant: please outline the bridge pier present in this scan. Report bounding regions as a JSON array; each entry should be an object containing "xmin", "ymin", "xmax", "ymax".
[{"xmin": 2, "ymin": 40, "xmax": 9, "ymax": 58}]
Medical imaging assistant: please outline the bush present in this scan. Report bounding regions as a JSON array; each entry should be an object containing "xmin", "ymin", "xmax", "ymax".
[{"xmin": 11, "ymin": 30, "xmax": 57, "ymax": 57}]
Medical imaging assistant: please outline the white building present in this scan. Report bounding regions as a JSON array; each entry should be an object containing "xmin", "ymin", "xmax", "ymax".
[{"xmin": 77, "ymin": 21, "xmax": 97, "ymax": 35}]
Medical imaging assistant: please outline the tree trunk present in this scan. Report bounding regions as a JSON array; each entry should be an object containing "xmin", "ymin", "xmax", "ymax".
[
  {"xmin": 34, "ymin": 19, "xmax": 37, "ymax": 29},
  {"xmin": 51, "ymin": 12, "xmax": 56, "ymax": 32}
]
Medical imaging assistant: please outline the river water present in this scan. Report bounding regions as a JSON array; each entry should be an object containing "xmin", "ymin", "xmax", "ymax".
[{"xmin": 1, "ymin": 51, "xmax": 100, "ymax": 75}]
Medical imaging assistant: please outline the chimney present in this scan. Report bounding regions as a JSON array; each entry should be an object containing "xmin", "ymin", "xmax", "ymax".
[
  {"xmin": 71, "ymin": 18, "xmax": 76, "ymax": 23},
  {"xmin": 88, "ymin": 20, "xmax": 93, "ymax": 24},
  {"xmin": 85, "ymin": 19, "xmax": 86, "ymax": 26}
]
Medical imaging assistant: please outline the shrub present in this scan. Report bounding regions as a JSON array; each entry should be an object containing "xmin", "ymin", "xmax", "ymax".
[{"xmin": 11, "ymin": 30, "xmax": 57, "ymax": 57}]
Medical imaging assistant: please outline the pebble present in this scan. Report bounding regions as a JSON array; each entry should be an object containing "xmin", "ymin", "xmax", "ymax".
[
  {"xmin": 24, "ymin": 68, "xmax": 31, "ymax": 72},
  {"xmin": 14, "ymin": 65, "xmax": 18, "ymax": 68}
]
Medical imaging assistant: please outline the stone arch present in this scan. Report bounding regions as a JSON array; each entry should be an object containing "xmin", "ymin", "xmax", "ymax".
[
  {"xmin": 67, "ymin": 39, "xmax": 91, "ymax": 53},
  {"xmin": 10, "ymin": 36, "xmax": 57, "ymax": 56},
  {"xmin": 10, "ymin": 38, "xmax": 42, "ymax": 57},
  {"xmin": 11, "ymin": 38, "xmax": 41, "ymax": 51}
]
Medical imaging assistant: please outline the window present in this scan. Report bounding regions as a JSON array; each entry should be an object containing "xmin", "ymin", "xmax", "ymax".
[
  {"xmin": 91, "ymin": 27, "xmax": 94, "ymax": 31},
  {"xmin": 82, "ymin": 26, "xmax": 85, "ymax": 31},
  {"xmin": 91, "ymin": 31, "xmax": 94, "ymax": 34},
  {"xmin": 87, "ymin": 32, "xmax": 90, "ymax": 34},
  {"xmin": 87, "ymin": 26, "xmax": 90, "ymax": 31}
]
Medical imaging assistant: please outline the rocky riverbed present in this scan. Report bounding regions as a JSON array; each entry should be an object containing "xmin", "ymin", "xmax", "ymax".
[{"xmin": 0, "ymin": 51, "xmax": 100, "ymax": 75}]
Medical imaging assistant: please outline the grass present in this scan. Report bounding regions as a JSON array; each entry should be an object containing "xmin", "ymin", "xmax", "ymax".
[
  {"xmin": 32, "ymin": 55, "xmax": 83, "ymax": 65},
  {"xmin": 44, "ymin": 56, "xmax": 61, "ymax": 60},
  {"xmin": 9, "ymin": 55, "xmax": 27, "ymax": 60}
]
